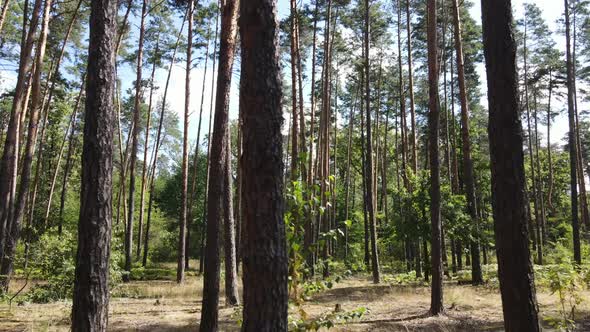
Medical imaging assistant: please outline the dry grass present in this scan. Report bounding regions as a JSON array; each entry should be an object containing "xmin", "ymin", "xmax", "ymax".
[{"xmin": 1, "ymin": 274, "xmax": 590, "ymax": 331}]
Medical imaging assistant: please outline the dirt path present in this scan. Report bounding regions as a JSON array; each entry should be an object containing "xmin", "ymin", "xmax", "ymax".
[{"xmin": 1, "ymin": 275, "xmax": 589, "ymax": 331}]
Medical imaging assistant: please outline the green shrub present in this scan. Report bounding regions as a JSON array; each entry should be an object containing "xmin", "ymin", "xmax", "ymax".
[{"xmin": 21, "ymin": 232, "xmax": 76, "ymax": 303}]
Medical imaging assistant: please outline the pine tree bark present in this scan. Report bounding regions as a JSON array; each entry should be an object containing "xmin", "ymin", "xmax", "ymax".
[
  {"xmin": 199, "ymin": 7, "xmax": 220, "ymax": 275},
  {"xmin": 239, "ymin": 0, "xmax": 288, "ymax": 329},
  {"xmin": 200, "ymin": 0, "xmax": 239, "ymax": 329},
  {"xmin": 289, "ymin": 0, "xmax": 299, "ymax": 180},
  {"xmin": 364, "ymin": 0, "xmax": 380, "ymax": 284},
  {"xmin": 564, "ymin": 0, "xmax": 581, "ymax": 265},
  {"xmin": 224, "ymin": 128, "xmax": 239, "ymax": 306},
  {"xmin": 304, "ymin": 0, "xmax": 320, "ymax": 276},
  {"xmin": 481, "ymin": 1, "xmax": 541, "ymax": 330},
  {"xmin": 124, "ymin": 0, "xmax": 148, "ymax": 283},
  {"xmin": 451, "ymin": 0, "xmax": 482, "ymax": 284},
  {"xmin": 427, "ymin": 0, "xmax": 443, "ymax": 315},
  {"xmin": 71, "ymin": 0, "xmax": 117, "ymax": 329},
  {"xmin": 178, "ymin": 0, "xmax": 194, "ymax": 284}
]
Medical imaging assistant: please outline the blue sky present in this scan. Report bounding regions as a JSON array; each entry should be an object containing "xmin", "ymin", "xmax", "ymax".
[{"xmin": 0, "ymin": 0, "xmax": 574, "ymax": 161}]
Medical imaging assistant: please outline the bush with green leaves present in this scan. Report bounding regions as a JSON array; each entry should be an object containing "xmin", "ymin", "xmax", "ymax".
[
  {"xmin": 18, "ymin": 232, "xmax": 76, "ymax": 303},
  {"xmin": 13, "ymin": 231, "xmax": 123, "ymax": 304}
]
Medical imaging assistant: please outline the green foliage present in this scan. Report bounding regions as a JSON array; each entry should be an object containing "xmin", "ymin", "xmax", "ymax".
[
  {"xmin": 545, "ymin": 264, "xmax": 586, "ymax": 331},
  {"xmin": 289, "ymin": 307, "xmax": 368, "ymax": 331},
  {"xmin": 18, "ymin": 232, "xmax": 76, "ymax": 303}
]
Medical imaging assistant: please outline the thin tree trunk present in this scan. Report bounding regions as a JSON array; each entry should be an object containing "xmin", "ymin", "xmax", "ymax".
[
  {"xmin": 0, "ymin": 0, "xmax": 39, "ymax": 262},
  {"xmin": 427, "ymin": 0, "xmax": 443, "ymax": 315},
  {"xmin": 344, "ymin": 89, "xmax": 359, "ymax": 261},
  {"xmin": 143, "ymin": 13, "xmax": 187, "ymax": 267},
  {"xmin": 364, "ymin": 0, "xmax": 380, "ymax": 284},
  {"xmin": 572, "ymin": 12, "xmax": 590, "ymax": 230},
  {"xmin": 124, "ymin": 0, "xmax": 148, "ymax": 283},
  {"xmin": 546, "ymin": 70, "xmax": 554, "ymax": 214},
  {"xmin": 451, "ymin": 0, "xmax": 482, "ymax": 284},
  {"xmin": 137, "ymin": 37, "xmax": 160, "ymax": 260},
  {"xmin": 177, "ymin": 0, "xmax": 194, "ymax": 284},
  {"xmin": 29, "ymin": 0, "xmax": 83, "ymax": 231},
  {"xmin": 0, "ymin": 0, "xmax": 52, "ymax": 291},
  {"xmin": 200, "ymin": 0, "xmax": 239, "ymax": 329},
  {"xmin": 224, "ymin": 128, "xmax": 239, "ymax": 306},
  {"xmin": 522, "ymin": 18, "xmax": 543, "ymax": 265},
  {"xmin": 406, "ymin": 0, "xmax": 417, "ymax": 172},
  {"xmin": 199, "ymin": 6, "xmax": 221, "ymax": 275},
  {"xmin": 0, "ymin": 0, "xmax": 10, "ymax": 35},
  {"xmin": 564, "ymin": 0, "xmax": 581, "ymax": 265},
  {"xmin": 58, "ymin": 116, "xmax": 79, "ymax": 236},
  {"xmin": 304, "ymin": 0, "xmax": 319, "ymax": 276},
  {"xmin": 114, "ymin": 0, "xmax": 134, "ymax": 226},
  {"xmin": 289, "ymin": 0, "xmax": 299, "ymax": 180},
  {"xmin": 44, "ymin": 75, "xmax": 85, "ymax": 226},
  {"xmin": 319, "ymin": 0, "xmax": 332, "ymax": 279},
  {"xmin": 533, "ymin": 93, "xmax": 546, "ymax": 257}
]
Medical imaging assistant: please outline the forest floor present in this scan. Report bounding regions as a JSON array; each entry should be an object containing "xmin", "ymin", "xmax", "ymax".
[{"xmin": 1, "ymin": 264, "xmax": 590, "ymax": 331}]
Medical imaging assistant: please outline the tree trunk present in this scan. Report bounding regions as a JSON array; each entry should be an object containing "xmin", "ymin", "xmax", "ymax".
[
  {"xmin": 239, "ymin": 0, "xmax": 288, "ymax": 330},
  {"xmin": 199, "ymin": 6, "xmax": 220, "ymax": 275},
  {"xmin": 364, "ymin": 0, "xmax": 380, "ymax": 284},
  {"xmin": 451, "ymin": 0, "xmax": 482, "ymax": 285},
  {"xmin": 138, "ymin": 37, "xmax": 160, "ymax": 260},
  {"xmin": 142, "ymin": 13, "xmax": 186, "ymax": 267},
  {"xmin": 481, "ymin": 1, "xmax": 541, "ymax": 330},
  {"xmin": 200, "ymin": 0, "xmax": 239, "ymax": 329},
  {"xmin": 427, "ymin": 0, "xmax": 443, "ymax": 315},
  {"xmin": 124, "ymin": 0, "xmax": 148, "ymax": 283},
  {"xmin": 0, "ymin": 0, "xmax": 10, "ymax": 35},
  {"xmin": 0, "ymin": 0, "xmax": 51, "ymax": 291},
  {"xmin": 29, "ymin": 0, "xmax": 83, "ymax": 231},
  {"xmin": 44, "ymin": 75, "xmax": 85, "ymax": 226},
  {"xmin": 406, "ymin": 0, "xmax": 417, "ymax": 172},
  {"xmin": 113, "ymin": 0, "xmax": 133, "ymax": 226},
  {"xmin": 564, "ymin": 0, "xmax": 581, "ymax": 265},
  {"xmin": 0, "ymin": 0, "xmax": 40, "ymax": 263},
  {"xmin": 546, "ymin": 70, "xmax": 554, "ymax": 214},
  {"xmin": 71, "ymin": 0, "xmax": 117, "ymax": 329},
  {"xmin": 571, "ymin": 13, "xmax": 590, "ymax": 230},
  {"xmin": 319, "ymin": 0, "xmax": 332, "ymax": 279},
  {"xmin": 304, "ymin": 0, "xmax": 319, "ymax": 277},
  {"xmin": 289, "ymin": 0, "xmax": 299, "ymax": 180},
  {"xmin": 224, "ymin": 128, "xmax": 239, "ymax": 306},
  {"xmin": 344, "ymin": 89, "xmax": 359, "ymax": 261},
  {"xmin": 177, "ymin": 0, "xmax": 194, "ymax": 284}
]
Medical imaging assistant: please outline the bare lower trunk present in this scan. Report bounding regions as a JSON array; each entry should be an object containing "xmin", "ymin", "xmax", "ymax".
[
  {"xmin": 564, "ymin": 0, "xmax": 581, "ymax": 264},
  {"xmin": 71, "ymin": 0, "xmax": 117, "ymax": 329},
  {"xmin": 200, "ymin": 0, "xmax": 239, "ymax": 329},
  {"xmin": 239, "ymin": 0, "xmax": 288, "ymax": 329},
  {"xmin": 451, "ymin": 0, "xmax": 481, "ymax": 284},
  {"xmin": 364, "ymin": 0, "xmax": 380, "ymax": 284},
  {"xmin": 224, "ymin": 130, "xmax": 239, "ymax": 306},
  {"xmin": 482, "ymin": 1, "xmax": 541, "ymax": 330},
  {"xmin": 125, "ymin": 0, "xmax": 148, "ymax": 283}
]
